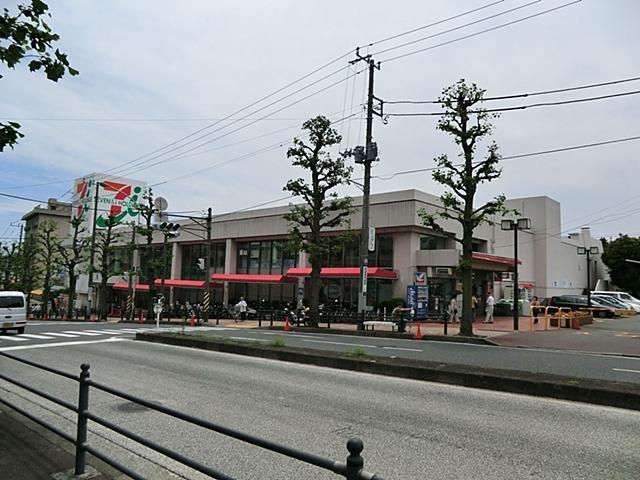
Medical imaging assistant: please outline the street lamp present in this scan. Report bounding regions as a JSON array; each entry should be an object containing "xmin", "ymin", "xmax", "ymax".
[
  {"xmin": 577, "ymin": 246, "xmax": 599, "ymax": 308},
  {"xmin": 501, "ymin": 218, "xmax": 531, "ymax": 331}
]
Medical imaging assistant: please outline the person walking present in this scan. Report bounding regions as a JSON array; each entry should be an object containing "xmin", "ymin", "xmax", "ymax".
[
  {"xmin": 530, "ymin": 296, "xmax": 541, "ymax": 324},
  {"xmin": 471, "ymin": 294, "xmax": 478, "ymax": 321},
  {"xmin": 235, "ymin": 296, "xmax": 248, "ymax": 322},
  {"xmin": 449, "ymin": 295, "xmax": 459, "ymax": 323},
  {"xmin": 484, "ymin": 292, "xmax": 495, "ymax": 324}
]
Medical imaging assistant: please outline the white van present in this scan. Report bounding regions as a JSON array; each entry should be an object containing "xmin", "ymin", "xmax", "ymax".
[
  {"xmin": 0, "ymin": 291, "xmax": 27, "ymax": 334},
  {"xmin": 591, "ymin": 291, "xmax": 640, "ymax": 312}
]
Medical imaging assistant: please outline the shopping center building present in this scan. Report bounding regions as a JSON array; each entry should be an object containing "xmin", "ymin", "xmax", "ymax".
[{"xmin": 104, "ymin": 189, "xmax": 608, "ymax": 314}]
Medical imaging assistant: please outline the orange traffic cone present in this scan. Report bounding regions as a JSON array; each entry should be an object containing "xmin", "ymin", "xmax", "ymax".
[
  {"xmin": 62, "ymin": 311, "xmax": 67, "ymax": 321},
  {"xmin": 284, "ymin": 317, "xmax": 291, "ymax": 332},
  {"xmin": 43, "ymin": 312, "xmax": 49, "ymax": 321},
  {"xmin": 91, "ymin": 312, "xmax": 97, "ymax": 322},
  {"xmin": 138, "ymin": 310, "xmax": 144, "ymax": 324},
  {"xmin": 190, "ymin": 311, "xmax": 196, "ymax": 327},
  {"xmin": 414, "ymin": 322, "xmax": 422, "ymax": 340}
]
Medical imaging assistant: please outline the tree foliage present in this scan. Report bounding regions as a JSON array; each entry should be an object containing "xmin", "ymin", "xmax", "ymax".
[
  {"xmin": 283, "ymin": 115, "xmax": 353, "ymax": 325},
  {"xmin": 135, "ymin": 188, "xmax": 161, "ymax": 318},
  {"xmin": 35, "ymin": 220, "xmax": 62, "ymax": 316},
  {"xmin": 0, "ymin": 0, "xmax": 78, "ymax": 151},
  {"xmin": 57, "ymin": 215, "xmax": 89, "ymax": 319},
  {"xmin": 95, "ymin": 216, "xmax": 123, "ymax": 320},
  {"xmin": 418, "ymin": 80, "xmax": 512, "ymax": 336},
  {"xmin": 601, "ymin": 235, "xmax": 640, "ymax": 297}
]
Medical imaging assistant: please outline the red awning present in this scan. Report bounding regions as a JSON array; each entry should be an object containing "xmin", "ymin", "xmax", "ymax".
[
  {"xmin": 285, "ymin": 267, "xmax": 397, "ymax": 280},
  {"xmin": 153, "ymin": 279, "xmax": 224, "ymax": 289},
  {"xmin": 112, "ymin": 282, "xmax": 149, "ymax": 292},
  {"xmin": 211, "ymin": 273, "xmax": 297, "ymax": 284},
  {"xmin": 113, "ymin": 279, "xmax": 221, "ymax": 291},
  {"xmin": 471, "ymin": 252, "xmax": 521, "ymax": 266}
]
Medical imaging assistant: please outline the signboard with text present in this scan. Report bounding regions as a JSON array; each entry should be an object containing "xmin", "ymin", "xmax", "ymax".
[{"xmin": 72, "ymin": 173, "xmax": 146, "ymax": 234}]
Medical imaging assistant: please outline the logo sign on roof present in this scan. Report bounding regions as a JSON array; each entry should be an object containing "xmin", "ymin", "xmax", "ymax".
[{"xmin": 73, "ymin": 174, "xmax": 146, "ymax": 233}]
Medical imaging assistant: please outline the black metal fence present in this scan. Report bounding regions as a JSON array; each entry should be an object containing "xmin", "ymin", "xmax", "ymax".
[{"xmin": 0, "ymin": 351, "xmax": 384, "ymax": 480}]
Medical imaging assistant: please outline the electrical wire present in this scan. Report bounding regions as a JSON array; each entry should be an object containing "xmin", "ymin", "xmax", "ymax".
[
  {"xmin": 362, "ymin": 0, "xmax": 506, "ymax": 48},
  {"xmin": 385, "ymin": 89, "xmax": 640, "ymax": 117},
  {"xmin": 384, "ymin": 75, "xmax": 640, "ymax": 104},
  {"xmin": 372, "ymin": 0, "xmax": 542, "ymax": 57},
  {"xmin": 381, "ymin": 0, "xmax": 582, "ymax": 64},
  {"xmin": 372, "ymin": 135, "xmax": 640, "ymax": 181}
]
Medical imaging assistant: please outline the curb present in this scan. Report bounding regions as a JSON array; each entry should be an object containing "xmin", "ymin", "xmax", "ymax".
[
  {"xmin": 137, "ymin": 332, "xmax": 640, "ymax": 411},
  {"xmin": 264, "ymin": 326, "xmax": 498, "ymax": 345}
]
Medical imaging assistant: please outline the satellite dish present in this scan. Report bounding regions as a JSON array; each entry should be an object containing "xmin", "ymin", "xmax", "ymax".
[{"xmin": 154, "ymin": 197, "xmax": 168, "ymax": 211}]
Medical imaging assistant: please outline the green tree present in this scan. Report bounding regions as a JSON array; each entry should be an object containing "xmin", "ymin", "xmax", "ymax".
[
  {"xmin": 95, "ymin": 215, "xmax": 123, "ymax": 320},
  {"xmin": 601, "ymin": 235, "xmax": 640, "ymax": 297},
  {"xmin": 135, "ymin": 189, "xmax": 162, "ymax": 320},
  {"xmin": 36, "ymin": 220, "xmax": 62, "ymax": 317},
  {"xmin": 283, "ymin": 116, "xmax": 353, "ymax": 326},
  {"xmin": 419, "ymin": 80, "xmax": 512, "ymax": 337},
  {"xmin": 1, "ymin": 242, "xmax": 19, "ymax": 288},
  {"xmin": 18, "ymin": 234, "xmax": 40, "ymax": 313},
  {"xmin": 1, "ymin": 0, "xmax": 78, "ymax": 151},
  {"xmin": 57, "ymin": 216, "xmax": 90, "ymax": 319}
]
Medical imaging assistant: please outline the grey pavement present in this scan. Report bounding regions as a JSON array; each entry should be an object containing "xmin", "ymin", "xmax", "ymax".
[
  {"xmin": 1, "ymin": 338, "xmax": 639, "ymax": 479},
  {"xmin": 493, "ymin": 316, "xmax": 640, "ymax": 356}
]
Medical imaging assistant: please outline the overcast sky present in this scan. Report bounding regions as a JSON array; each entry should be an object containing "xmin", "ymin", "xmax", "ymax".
[{"xmin": 1, "ymin": 0, "xmax": 639, "ymax": 244}]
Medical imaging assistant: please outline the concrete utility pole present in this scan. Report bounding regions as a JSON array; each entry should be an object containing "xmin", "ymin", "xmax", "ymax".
[
  {"xmin": 350, "ymin": 48, "xmax": 382, "ymax": 317},
  {"xmin": 203, "ymin": 207, "xmax": 212, "ymax": 323},
  {"xmin": 126, "ymin": 224, "xmax": 136, "ymax": 321},
  {"xmin": 87, "ymin": 181, "xmax": 100, "ymax": 317}
]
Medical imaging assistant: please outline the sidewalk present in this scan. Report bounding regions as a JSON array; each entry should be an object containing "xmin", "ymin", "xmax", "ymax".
[{"xmin": 0, "ymin": 409, "xmax": 116, "ymax": 480}]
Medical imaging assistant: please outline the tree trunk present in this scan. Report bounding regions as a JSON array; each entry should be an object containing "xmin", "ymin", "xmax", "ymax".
[
  {"xmin": 308, "ymin": 263, "xmax": 321, "ymax": 328},
  {"xmin": 460, "ymin": 236, "xmax": 474, "ymax": 337},
  {"xmin": 68, "ymin": 272, "xmax": 76, "ymax": 320}
]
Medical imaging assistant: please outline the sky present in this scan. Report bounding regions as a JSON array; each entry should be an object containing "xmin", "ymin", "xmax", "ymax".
[{"xmin": 1, "ymin": 0, "xmax": 639, "ymax": 245}]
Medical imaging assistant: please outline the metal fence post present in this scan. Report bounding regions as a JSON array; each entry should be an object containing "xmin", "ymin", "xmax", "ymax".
[
  {"xmin": 345, "ymin": 438, "xmax": 365, "ymax": 480},
  {"xmin": 75, "ymin": 363, "xmax": 91, "ymax": 475}
]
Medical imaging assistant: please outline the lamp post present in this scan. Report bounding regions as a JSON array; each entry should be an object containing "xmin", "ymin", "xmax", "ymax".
[
  {"xmin": 577, "ymin": 246, "xmax": 599, "ymax": 308},
  {"xmin": 501, "ymin": 218, "xmax": 531, "ymax": 331}
]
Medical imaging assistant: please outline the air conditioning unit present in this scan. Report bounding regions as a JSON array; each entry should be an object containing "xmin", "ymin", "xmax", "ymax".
[
  {"xmin": 435, "ymin": 267, "xmax": 453, "ymax": 276},
  {"xmin": 501, "ymin": 272, "xmax": 513, "ymax": 281}
]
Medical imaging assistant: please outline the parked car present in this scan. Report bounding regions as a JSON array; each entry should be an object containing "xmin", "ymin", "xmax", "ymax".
[
  {"xmin": 548, "ymin": 295, "xmax": 615, "ymax": 318},
  {"xmin": 592, "ymin": 294, "xmax": 637, "ymax": 314},
  {"xmin": 0, "ymin": 291, "xmax": 27, "ymax": 334},
  {"xmin": 592, "ymin": 291, "xmax": 640, "ymax": 313}
]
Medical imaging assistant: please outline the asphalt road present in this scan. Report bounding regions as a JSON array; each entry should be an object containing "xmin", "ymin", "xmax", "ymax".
[
  {"xmin": 4, "ymin": 321, "xmax": 640, "ymax": 384},
  {"xmin": 1, "ymin": 326, "xmax": 639, "ymax": 479}
]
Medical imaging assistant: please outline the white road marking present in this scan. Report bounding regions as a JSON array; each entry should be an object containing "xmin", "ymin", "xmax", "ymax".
[
  {"xmin": 0, "ymin": 337, "xmax": 125, "ymax": 352},
  {"xmin": 302, "ymin": 339, "xmax": 376, "ymax": 348},
  {"xmin": 41, "ymin": 332, "xmax": 80, "ymax": 338},
  {"xmin": 229, "ymin": 337, "xmax": 269, "ymax": 342},
  {"xmin": 96, "ymin": 329, "xmax": 129, "ymax": 335},
  {"xmin": 16, "ymin": 334, "xmax": 56, "ymax": 340},
  {"xmin": 382, "ymin": 346, "xmax": 423, "ymax": 352},
  {"xmin": 613, "ymin": 368, "xmax": 640, "ymax": 374},
  {"xmin": 61, "ymin": 330, "xmax": 103, "ymax": 336},
  {"xmin": 0, "ymin": 336, "xmax": 28, "ymax": 342}
]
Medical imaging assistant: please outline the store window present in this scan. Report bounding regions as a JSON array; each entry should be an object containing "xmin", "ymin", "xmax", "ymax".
[
  {"xmin": 180, "ymin": 243, "xmax": 226, "ymax": 280},
  {"xmin": 420, "ymin": 235, "xmax": 447, "ymax": 250}
]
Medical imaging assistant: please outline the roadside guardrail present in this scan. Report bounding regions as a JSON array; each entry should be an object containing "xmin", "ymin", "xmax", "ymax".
[{"xmin": 0, "ymin": 351, "xmax": 384, "ymax": 480}]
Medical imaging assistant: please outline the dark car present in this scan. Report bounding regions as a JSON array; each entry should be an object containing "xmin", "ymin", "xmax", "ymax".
[{"xmin": 548, "ymin": 295, "xmax": 615, "ymax": 318}]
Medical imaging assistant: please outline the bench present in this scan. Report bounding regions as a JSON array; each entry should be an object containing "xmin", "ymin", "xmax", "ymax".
[{"xmin": 363, "ymin": 320, "xmax": 398, "ymax": 331}]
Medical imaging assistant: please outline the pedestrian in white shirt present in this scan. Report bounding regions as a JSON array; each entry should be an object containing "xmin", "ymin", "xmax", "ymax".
[
  {"xmin": 484, "ymin": 293, "xmax": 495, "ymax": 324},
  {"xmin": 449, "ymin": 295, "xmax": 459, "ymax": 323},
  {"xmin": 235, "ymin": 297, "xmax": 248, "ymax": 322}
]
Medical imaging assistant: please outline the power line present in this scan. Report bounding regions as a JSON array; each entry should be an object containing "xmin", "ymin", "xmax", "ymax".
[
  {"xmin": 373, "ymin": 0, "xmax": 542, "ymax": 57},
  {"xmin": 384, "ymin": 75, "xmax": 640, "ymax": 104},
  {"xmin": 372, "ymin": 135, "xmax": 640, "ymax": 181},
  {"xmin": 151, "ymin": 113, "xmax": 358, "ymax": 186},
  {"xmin": 381, "ymin": 0, "xmax": 582, "ymax": 64},
  {"xmin": 0, "ymin": 117, "xmax": 317, "ymax": 122},
  {"xmin": 362, "ymin": 0, "xmax": 506, "ymax": 48},
  {"xmin": 385, "ymin": 89, "xmax": 640, "ymax": 117}
]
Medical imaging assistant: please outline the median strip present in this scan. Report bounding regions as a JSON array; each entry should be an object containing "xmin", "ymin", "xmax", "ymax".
[{"xmin": 136, "ymin": 331, "xmax": 640, "ymax": 412}]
